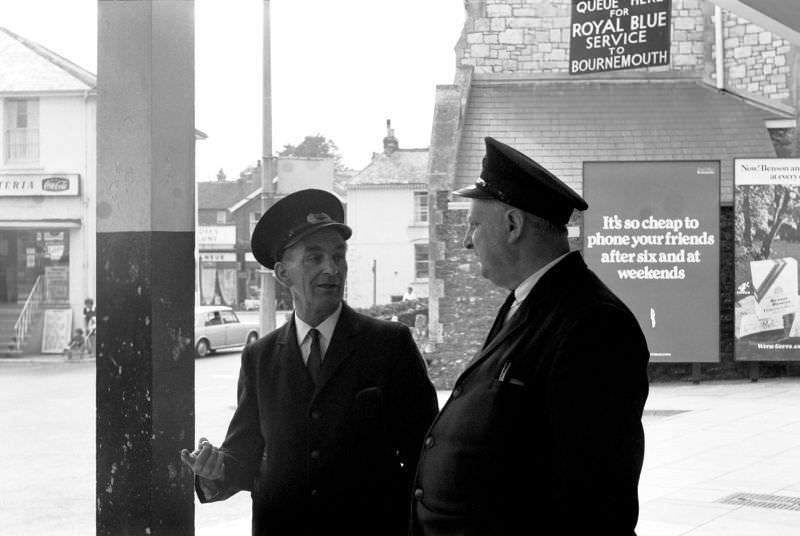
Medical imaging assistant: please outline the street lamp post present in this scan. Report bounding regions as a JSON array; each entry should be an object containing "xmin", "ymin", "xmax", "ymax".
[{"xmin": 259, "ymin": 0, "xmax": 276, "ymax": 335}]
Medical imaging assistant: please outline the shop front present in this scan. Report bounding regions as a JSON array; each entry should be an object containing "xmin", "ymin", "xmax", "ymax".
[
  {"xmin": 0, "ymin": 173, "xmax": 91, "ymax": 353},
  {"xmin": 198, "ymin": 224, "xmax": 238, "ymax": 307},
  {"xmin": 0, "ymin": 228, "xmax": 72, "ymax": 305}
]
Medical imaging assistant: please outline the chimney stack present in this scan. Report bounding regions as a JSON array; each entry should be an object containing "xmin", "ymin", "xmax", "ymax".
[{"xmin": 383, "ymin": 119, "xmax": 399, "ymax": 155}]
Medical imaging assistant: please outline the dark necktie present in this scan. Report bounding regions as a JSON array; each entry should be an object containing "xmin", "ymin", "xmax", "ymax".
[
  {"xmin": 483, "ymin": 291, "xmax": 516, "ymax": 348},
  {"xmin": 307, "ymin": 328, "xmax": 322, "ymax": 384}
]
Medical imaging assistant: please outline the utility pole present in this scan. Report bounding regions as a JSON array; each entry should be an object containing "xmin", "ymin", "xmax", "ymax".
[{"xmin": 259, "ymin": 0, "xmax": 276, "ymax": 335}]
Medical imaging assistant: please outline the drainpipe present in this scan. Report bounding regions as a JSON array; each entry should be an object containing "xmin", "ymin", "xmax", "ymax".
[{"xmin": 715, "ymin": 5, "xmax": 725, "ymax": 90}]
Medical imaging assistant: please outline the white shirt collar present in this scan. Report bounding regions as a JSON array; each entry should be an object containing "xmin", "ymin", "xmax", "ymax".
[
  {"xmin": 513, "ymin": 252, "xmax": 571, "ymax": 306},
  {"xmin": 294, "ymin": 302, "xmax": 343, "ymax": 359}
]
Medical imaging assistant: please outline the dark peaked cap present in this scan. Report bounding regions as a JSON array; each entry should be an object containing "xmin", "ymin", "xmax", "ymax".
[
  {"xmin": 454, "ymin": 137, "xmax": 588, "ymax": 225},
  {"xmin": 251, "ymin": 188, "xmax": 352, "ymax": 269}
]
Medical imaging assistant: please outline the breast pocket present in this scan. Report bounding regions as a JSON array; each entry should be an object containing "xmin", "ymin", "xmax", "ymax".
[
  {"xmin": 354, "ymin": 386, "xmax": 383, "ymax": 420},
  {"xmin": 352, "ymin": 386, "xmax": 389, "ymax": 447}
]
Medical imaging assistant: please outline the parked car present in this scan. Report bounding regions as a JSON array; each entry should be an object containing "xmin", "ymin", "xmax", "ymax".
[{"xmin": 195, "ymin": 305, "xmax": 259, "ymax": 357}]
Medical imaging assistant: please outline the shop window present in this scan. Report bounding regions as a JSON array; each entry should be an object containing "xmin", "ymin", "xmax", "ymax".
[
  {"xmin": 414, "ymin": 191, "xmax": 428, "ymax": 224},
  {"xmin": 4, "ymin": 99, "xmax": 39, "ymax": 163},
  {"xmin": 414, "ymin": 244, "xmax": 429, "ymax": 280}
]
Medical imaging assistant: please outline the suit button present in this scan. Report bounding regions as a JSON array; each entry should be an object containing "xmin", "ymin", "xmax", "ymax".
[
  {"xmin": 451, "ymin": 387, "xmax": 462, "ymax": 398},
  {"xmin": 311, "ymin": 450, "xmax": 320, "ymax": 459},
  {"xmin": 311, "ymin": 409, "xmax": 321, "ymax": 419},
  {"xmin": 424, "ymin": 436, "xmax": 435, "ymax": 448},
  {"xmin": 311, "ymin": 489, "xmax": 319, "ymax": 497},
  {"xmin": 414, "ymin": 488, "xmax": 424, "ymax": 500}
]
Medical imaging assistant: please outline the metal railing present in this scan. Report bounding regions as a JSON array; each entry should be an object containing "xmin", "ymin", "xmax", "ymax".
[{"xmin": 13, "ymin": 276, "xmax": 43, "ymax": 351}]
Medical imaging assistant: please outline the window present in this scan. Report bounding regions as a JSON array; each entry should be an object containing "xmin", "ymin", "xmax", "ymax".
[
  {"xmin": 216, "ymin": 210, "xmax": 227, "ymax": 224},
  {"xmin": 220, "ymin": 310, "xmax": 238, "ymax": 324},
  {"xmin": 414, "ymin": 191, "xmax": 428, "ymax": 224},
  {"xmin": 4, "ymin": 98, "xmax": 39, "ymax": 163},
  {"xmin": 249, "ymin": 211, "xmax": 261, "ymax": 237},
  {"xmin": 205, "ymin": 312, "xmax": 222, "ymax": 326},
  {"xmin": 414, "ymin": 244, "xmax": 429, "ymax": 280}
]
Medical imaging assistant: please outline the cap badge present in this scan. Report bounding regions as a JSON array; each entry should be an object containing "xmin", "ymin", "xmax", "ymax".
[{"xmin": 307, "ymin": 212, "xmax": 333, "ymax": 224}]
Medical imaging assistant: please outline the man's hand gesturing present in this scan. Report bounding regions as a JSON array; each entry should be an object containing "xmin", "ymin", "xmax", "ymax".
[{"xmin": 180, "ymin": 437, "xmax": 225, "ymax": 480}]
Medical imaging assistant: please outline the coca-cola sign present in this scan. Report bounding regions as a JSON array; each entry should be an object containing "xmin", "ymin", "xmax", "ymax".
[
  {"xmin": 0, "ymin": 173, "xmax": 79, "ymax": 196},
  {"xmin": 42, "ymin": 176, "xmax": 70, "ymax": 192}
]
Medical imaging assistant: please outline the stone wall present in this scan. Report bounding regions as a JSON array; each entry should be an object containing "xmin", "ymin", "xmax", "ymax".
[
  {"xmin": 720, "ymin": 11, "xmax": 793, "ymax": 105},
  {"xmin": 458, "ymin": 0, "xmax": 706, "ymax": 75},
  {"xmin": 457, "ymin": 0, "xmax": 794, "ymax": 107}
]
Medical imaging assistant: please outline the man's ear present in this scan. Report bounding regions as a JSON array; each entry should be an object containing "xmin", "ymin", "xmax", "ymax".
[
  {"xmin": 505, "ymin": 208, "xmax": 525, "ymax": 243},
  {"xmin": 273, "ymin": 261, "xmax": 292, "ymax": 288}
]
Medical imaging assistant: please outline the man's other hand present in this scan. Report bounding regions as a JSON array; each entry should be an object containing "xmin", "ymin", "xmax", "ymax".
[{"xmin": 180, "ymin": 437, "xmax": 225, "ymax": 480}]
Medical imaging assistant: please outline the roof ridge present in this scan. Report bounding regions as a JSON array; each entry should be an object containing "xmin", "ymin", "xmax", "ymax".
[{"xmin": 0, "ymin": 26, "xmax": 96, "ymax": 89}]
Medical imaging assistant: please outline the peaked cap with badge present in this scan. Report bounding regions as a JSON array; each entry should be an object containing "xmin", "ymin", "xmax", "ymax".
[
  {"xmin": 454, "ymin": 136, "xmax": 588, "ymax": 226},
  {"xmin": 251, "ymin": 188, "xmax": 352, "ymax": 270}
]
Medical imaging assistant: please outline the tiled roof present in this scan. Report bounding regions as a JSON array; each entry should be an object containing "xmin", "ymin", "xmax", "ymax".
[
  {"xmin": 0, "ymin": 27, "xmax": 95, "ymax": 92},
  {"xmin": 456, "ymin": 80, "xmax": 783, "ymax": 204},
  {"xmin": 350, "ymin": 148, "xmax": 429, "ymax": 186},
  {"xmin": 198, "ymin": 181, "xmax": 255, "ymax": 210}
]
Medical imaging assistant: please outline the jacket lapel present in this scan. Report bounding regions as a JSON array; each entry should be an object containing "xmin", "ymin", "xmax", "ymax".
[
  {"xmin": 459, "ymin": 252, "xmax": 585, "ymax": 379},
  {"xmin": 482, "ymin": 291, "xmax": 516, "ymax": 349}
]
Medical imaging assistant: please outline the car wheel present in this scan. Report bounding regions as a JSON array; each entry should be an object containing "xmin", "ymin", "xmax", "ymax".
[
  {"xmin": 196, "ymin": 339, "xmax": 211, "ymax": 357},
  {"xmin": 246, "ymin": 332, "xmax": 259, "ymax": 346}
]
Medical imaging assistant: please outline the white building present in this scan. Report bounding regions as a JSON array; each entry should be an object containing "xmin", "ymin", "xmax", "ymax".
[
  {"xmin": 0, "ymin": 27, "xmax": 96, "ymax": 353},
  {"xmin": 345, "ymin": 124, "xmax": 429, "ymax": 308}
]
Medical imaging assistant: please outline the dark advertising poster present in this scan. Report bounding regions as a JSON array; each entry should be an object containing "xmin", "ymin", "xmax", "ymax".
[
  {"xmin": 570, "ymin": 0, "xmax": 671, "ymax": 75},
  {"xmin": 583, "ymin": 161, "xmax": 720, "ymax": 363},
  {"xmin": 734, "ymin": 158, "xmax": 800, "ymax": 362}
]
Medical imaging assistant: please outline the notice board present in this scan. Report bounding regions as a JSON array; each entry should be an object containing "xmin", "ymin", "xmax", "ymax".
[
  {"xmin": 583, "ymin": 161, "xmax": 720, "ymax": 363},
  {"xmin": 41, "ymin": 309, "xmax": 72, "ymax": 354},
  {"xmin": 734, "ymin": 158, "xmax": 800, "ymax": 361},
  {"xmin": 569, "ymin": 0, "xmax": 671, "ymax": 75}
]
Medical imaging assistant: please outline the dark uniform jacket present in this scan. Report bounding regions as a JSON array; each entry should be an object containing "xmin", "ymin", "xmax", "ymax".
[
  {"xmin": 412, "ymin": 252, "xmax": 650, "ymax": 535},
  {"xmin": 197, "ymin": 303, "xmax": 438, "ymax": 535}
]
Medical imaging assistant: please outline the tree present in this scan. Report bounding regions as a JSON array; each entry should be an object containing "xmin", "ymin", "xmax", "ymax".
[
  {"xmin": 279, "ymin": 134, "xmax": 350, "ymax": 172},
  {"xmin": 736, "ymin": 184, "xmax": 800, "ymax": 261}
]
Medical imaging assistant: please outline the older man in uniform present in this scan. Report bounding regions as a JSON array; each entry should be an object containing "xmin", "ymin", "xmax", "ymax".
[
  {"xmin": 182, "ymin": 188, "xmax": 438, "ymax": 535},
  {"xmin": 411, "ymin": 138, "xmax": 650, "ymax": 535}
]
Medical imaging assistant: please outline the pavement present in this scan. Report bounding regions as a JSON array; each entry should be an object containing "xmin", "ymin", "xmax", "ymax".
[{"xmin": 3, "ymin": 354, "xmax": 800, "ymax": 535}]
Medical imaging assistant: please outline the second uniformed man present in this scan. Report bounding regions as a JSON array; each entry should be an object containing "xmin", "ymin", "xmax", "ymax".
[{"xmin": 411, "ymin": 138, "xmax": 650, "ymax": 535}]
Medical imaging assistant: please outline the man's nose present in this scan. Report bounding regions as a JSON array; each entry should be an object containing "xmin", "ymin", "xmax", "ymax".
[{"xmin": 321, "ymin": 256, "xmax": 339, "ymax": 275}]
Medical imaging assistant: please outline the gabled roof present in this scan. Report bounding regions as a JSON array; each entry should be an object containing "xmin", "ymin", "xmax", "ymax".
[
  {"xmin": 229, "ymin": 186, "xmax": 262, "ymax": 213},
  {"xmin": 714, "ymin": 0, "xmax": 800, "ymax": 45},
  {"xmin": 198, "ymin": 181, "xmax": 256, "ymax": 211},
  {"xmin": 455, "ymin": 79, "xmax": 783, "ymax": 204},
  {"xmin": 350, "ymin": 148, "xmax": 429, "ymax": 186},
  {"xmin": 0, "ymin": 27, "xmax": 96, "ymax": 92}
]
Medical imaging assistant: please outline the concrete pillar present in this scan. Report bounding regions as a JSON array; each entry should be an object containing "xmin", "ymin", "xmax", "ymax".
[{"xmin": 96, "ymin": 1, "xmax": 195, "ymax": 535}]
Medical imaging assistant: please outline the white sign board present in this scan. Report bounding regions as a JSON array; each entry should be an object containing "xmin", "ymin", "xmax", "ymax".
[
  {"xmin": 198, "ymin": 225, "xmax": 236, "ymax": 247},
  {"xmin": 200, "ymin": 252, "xmax": 237, "ymax": 262},
  {"xmin": 0, "ymin": 174, "xmax": 80, "ymax": 196},
  {"xmin": 41, "ymin": 309, "xmax": 72, "ymax": 353}
]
